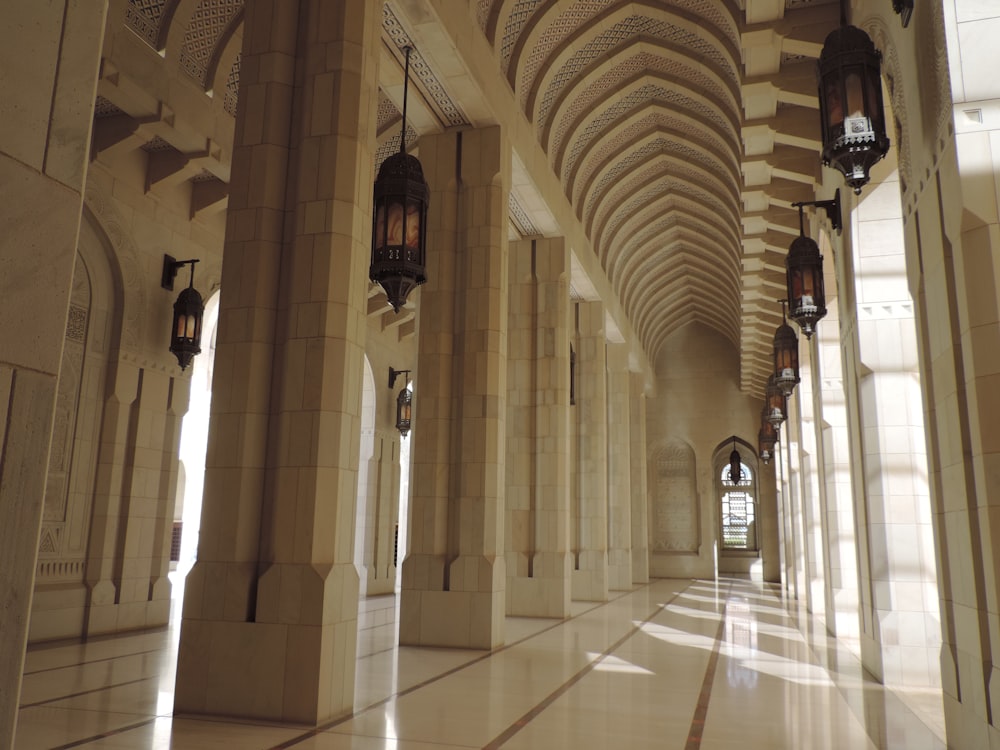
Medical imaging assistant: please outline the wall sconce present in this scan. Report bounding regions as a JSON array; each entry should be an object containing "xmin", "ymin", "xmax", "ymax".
[
  {"xmin": 786, "ymin": 191, "xmax": 840, "ymax": 339},
  {"xmin": 728, "ymin": 437, "xmax": 742, "ymax": 484},
  {"xmin": 758, "ymin": 409, "xmax": 778, "ymax": 465},
  {"xmin": 817, "ymin": 9, "xmax": 890, "ymax": 194},
  {"xmin": 389, "ymin": 367, "xmax": 412, "ymax": 438},
  {"xmin": 161, "ymin": 254, "xmax": 204, "ymax": 371},
  {"xmin": 765, "ymin": 374, "xmax": 787, "ymax": 429},
  {"xmin": 773, "ymin": 299, "xmax": 800, "ymax": 397},
  {"xmin": 370, "ymin": 46, "xmax": 429, "ymax": 312}
]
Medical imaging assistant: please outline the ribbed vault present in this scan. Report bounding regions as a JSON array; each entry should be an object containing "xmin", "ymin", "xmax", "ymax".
[{"xmin": 481, "ymin": 0, "xmax": 745, "ymax": 362}]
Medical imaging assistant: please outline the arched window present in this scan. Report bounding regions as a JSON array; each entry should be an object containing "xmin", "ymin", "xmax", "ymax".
[{"xmin": 720, "ymin": 462, "xmax": 757, "ymax": 551}]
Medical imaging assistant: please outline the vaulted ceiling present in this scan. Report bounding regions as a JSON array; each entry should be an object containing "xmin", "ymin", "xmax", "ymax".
[{"xmin": 97, "ymin": 0, "xmax": 842, "ymax": 395}]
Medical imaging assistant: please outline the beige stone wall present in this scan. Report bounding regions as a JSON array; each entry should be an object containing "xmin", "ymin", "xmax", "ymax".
[
  {"xmin": 0, "ymin": 2, "xmax": 108, "ymax": 743},
  {"xmin": 646, "ymin": 324, "xmax": 779, "ymax": 579}
]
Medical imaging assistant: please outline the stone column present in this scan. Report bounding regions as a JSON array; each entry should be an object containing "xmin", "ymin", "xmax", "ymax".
[
  {"xmin": 784, "ymin": 399, "xmax": 809, "ymax": 602},
  {"xmin": 0, "ymin": 2, "xmax": 106, "ymax": 744},
  {"xmin": 814, "ymin": 303, "xmax": 860, "ymax": 640},
  {"xmin": 505, "ymin": 237, "xmax": 571, "ymax": 618},
  {"xmin": 847, "ymin": 171, "xmax": 939, "ymax": 690},
  {"xmin": 606, "ymin": 344, "xmax": 632, "ymax": 590},
  {"xmin": 629, "ymin": 372, "xmax": 650, "ymax": 584},
  {"xmin": 175, "ymin": 0, "xmax": 378, "ymax": 723},
  {"xmin": 572, "ymin": 301, "xmax": 608, "ymax": 601},
  {"xmin": 400, "ymin": 126, "xmax": 510, "ymax": 648},
  {"xmin": 793, "ymin": 339, "xmax": 827, "ymax": 619}
]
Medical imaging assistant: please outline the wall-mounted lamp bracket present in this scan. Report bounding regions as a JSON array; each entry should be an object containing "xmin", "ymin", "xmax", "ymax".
[
  {"xmin": 162, "ymin": 254, "xmax": 201, "ymax": 291},
  {"xmin": 389, "ymin": 367, "xmax": 411, "ymax": 389},
  {"xmin": 792, "ymin": 189, "xmax": 841, "ymax": 235}
]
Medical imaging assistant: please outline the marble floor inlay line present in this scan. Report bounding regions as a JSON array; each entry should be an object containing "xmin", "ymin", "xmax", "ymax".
[
  {"xmin": 684, "ymin": 582, "xmax": 730, "ymax": 750},
  {"xmin": 269, "ymin": 587, "xmax": 642, "ymax": 749},
  {"xmin": 19, "ymin": 677, "xmax": 157, "ymax": 710},
  {"xmin": 48, "ymin": 718, "xmax": 158, "ymax": 750},
  {"xmin": 482, "ymin": 581, "xmax": 695, "ymax": 749}
]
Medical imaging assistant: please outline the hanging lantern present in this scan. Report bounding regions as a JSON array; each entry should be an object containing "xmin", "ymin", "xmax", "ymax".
[
  {"xmin": 371, "ymin": 46, "xmax": 429, "ymax": 312},
  {"xmin": 773, "ymin": 300, "xmax": 800, "ymax": 396},
  {"xmin": 817, "ymin": 22, "xmax": 889, "ymax": 194},
  {"xmin": 758, "ymin": 411, "xmax": 778, "ymax": 465},
  {"xmin": 161, "ymin": 255, "xmax": 204, "ymax": 371},
  {"xmin": 396, "ymin": 386, "xmax": 412, "ymax": 438},
  {"xmin": 728, "ymin": 438, "xmax": 742, "ymax": 484},
  {"xmin": 786, "ymin": 202, "xmax": 829, "ymax": 339},
  {"xmin": 766, "ymin": 374, "xmax": 786, "ymax": 429}
]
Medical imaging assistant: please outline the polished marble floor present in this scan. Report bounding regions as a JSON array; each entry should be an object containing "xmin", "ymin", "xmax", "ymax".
[{"xmin": 15, "ymin": 577, "xmax": 947, "ymax": 749}]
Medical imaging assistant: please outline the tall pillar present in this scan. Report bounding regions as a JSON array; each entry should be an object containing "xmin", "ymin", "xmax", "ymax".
[
  {"xmin": 794, "ymin": 339, "xmax": 827, "ymax": 619},
  {"xmin": 0, "ymin": 2, "xmax": 106, "ymax": 744},
  {"xmin": 629, "ymin": 373, "xmax": 650, "ymax": 584},
  {"xmin": 606, "ymin": 344, "xmax": 632, "ymax": 590},
  {"xmin": 572, "ymin": 301, "xmax": 608, "ymax": 601},
  {"xmin": 814, "ymin": 303, "xmax": 860, "ymax": 640},
  {"xmin": 775, "ymin": 440, "xmax": 795, "ymax": 598},
  {"xmin": 846, "ymin": 170, "xmax": 939, "ymax": 690},
  {"xmin": 783, "ymin": 405, "xmax": 808, "ymax": 601},
  {"xmin": 400, "ymin": 126, "xmax": 510, "ymax": 648},
  {"xmin": 175, "ymin": 0, "xmax": 378, "ymax": 723},
  {"xmin": 505, "ymin": 237, "xmax": 571, "ymax": 618}
]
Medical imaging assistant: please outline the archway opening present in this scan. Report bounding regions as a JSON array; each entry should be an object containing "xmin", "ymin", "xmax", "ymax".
[{"xmin": 168, "ymin": 290, "xmax": 220, "ymax": 614}]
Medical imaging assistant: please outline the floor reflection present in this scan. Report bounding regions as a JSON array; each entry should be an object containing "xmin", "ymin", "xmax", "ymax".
[{"xmin": 16, "ymin": 577, "xmax": 947, "ymax": 749}]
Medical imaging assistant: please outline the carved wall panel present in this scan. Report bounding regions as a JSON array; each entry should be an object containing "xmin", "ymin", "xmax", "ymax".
[{"xmin": 650, "ymin": 441, "xmax": 699, "ymax": 552}]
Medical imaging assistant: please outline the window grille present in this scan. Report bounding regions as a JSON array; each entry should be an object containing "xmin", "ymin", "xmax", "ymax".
[{"xmin": 720, "ymin": 464, "xmax": 756, "ymax": 550}]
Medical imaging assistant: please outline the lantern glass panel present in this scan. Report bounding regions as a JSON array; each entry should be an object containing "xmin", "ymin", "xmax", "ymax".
[
  {"xmin": 405, "ymin": 199, "xmax": 420, "ymax": 255},
  {"xmin": 845, "ymin": 71, "xmax": 863, "ymax": 119}
]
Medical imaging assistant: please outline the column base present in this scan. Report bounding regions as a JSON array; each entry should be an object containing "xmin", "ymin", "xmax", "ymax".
[
  {"xmin": 507, "ymin": 551, "xmax": 571, "ymax": 617},
  {"xmin": 632, "ymin": 546, "xmax": 650, "ymax": 584},
  {"xmin": 571, "ymin": 550, "xmax": 608, "ymax": 601},
  {"xmin": 174, "ymin": 561, "xmax": 359, "ymax": 724},
  {"xmin": 608, "ymin": 549, "xmax": 633, "ymax": 590},
  {"xmin": 399, "ymin": 554, "xmax": 505, "ymax": 648}
]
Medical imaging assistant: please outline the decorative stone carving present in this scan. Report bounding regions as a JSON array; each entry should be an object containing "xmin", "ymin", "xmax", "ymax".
[
  {"xmin": 382, "ymin": 5, "xmax": 469, "ymax": 127},
  {"xmin": 125, "ymin": 0, "xmax": 168, "ymax": 48},
  {"xmin": 180, "ymin": 0, "xmax": 243, "ymax": 87},
  {"xmin": 863, "ymin": 17, "xmax": 912, "ymax": 199},
  {"xmin": 650, "ymin": 442, "xmax": 699, "ymax": 552},
  {"xmin": 223, "ymin": 54, "xmax": 240, "ymax": 117}
]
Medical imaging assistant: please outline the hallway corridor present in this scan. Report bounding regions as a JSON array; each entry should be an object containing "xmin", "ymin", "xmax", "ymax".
[{"xmin": 15, "ymin": 578, "xmax": 945, "ymax": 749}]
